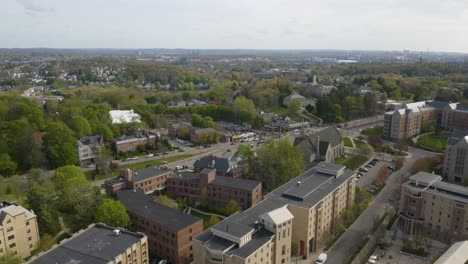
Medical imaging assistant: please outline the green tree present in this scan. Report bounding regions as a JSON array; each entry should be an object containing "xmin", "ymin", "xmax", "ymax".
[
  {"xmin": 53, "ymin": 165, "xmax": 86, "ymax": 188},
  {"xmin": 94, "ymin": 198, "xmax": 130, "ymax": 228},
  {"xmin": 206, "ymin": 215, "xmax": 220, "ymax": 228},
  {"xmin": 224, "ymin": 200, "xmax": 241, "ymax": 215},
  {"xmin": 177, "ymin": 125, "xmax": 190, "ymax": 140},
  {"xmin": 249, "ymin": 139, "xmax": 305, "ymax": 191},
  {"xmin": 251, "ymin": 116, "xmax": 265, "ymax": 129},
  {"xmin": 43, "ymin": 122, "xmax": 78, "ymax": 168},
  {"xmin": 0, "ymin": 153, "xmax": 17, "ymax": 177},
  {"xmin": 231, "ymin": 96, "xmax": 256, "ymax": 115},
  {"xmin": 70, "ymin": 116, "xmax": 92, "ymax": 138},
  {"xmin": 0, "ymin": 253, "xmax": 21, "ymax": 264},
  {"xmin": 288, "ymin": 99, "xmax": 301, "ymax": 117},
  {"xmin": 235, "ymin": 145, "xmax": 254, "ymax": 161}
]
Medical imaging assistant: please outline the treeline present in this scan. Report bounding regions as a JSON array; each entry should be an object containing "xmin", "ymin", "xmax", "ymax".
[{"xmin": 338, "ymin": 63, "xmax": 468, "ymax": 77}]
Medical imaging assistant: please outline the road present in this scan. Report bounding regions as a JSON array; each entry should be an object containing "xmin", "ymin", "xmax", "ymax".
[{"xmin": 325, "ymin": 146, "xmax": 437, "ymax": 263}]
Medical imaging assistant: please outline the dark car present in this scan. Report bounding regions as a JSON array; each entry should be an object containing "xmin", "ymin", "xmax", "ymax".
[
  {"xmin": 163, "ymin": 152, "xmax": 169, "ymax": 155},
  {"xmin": 359, "ymin": 168, "xmax": 369, "ymax": 173},
  {"xmin": 203, "ymin": 145, "xmax": 211, "ymax": 148},
  {"xmin": 372, "ymin": 158, "xmax": 379, "ymax": 163}
]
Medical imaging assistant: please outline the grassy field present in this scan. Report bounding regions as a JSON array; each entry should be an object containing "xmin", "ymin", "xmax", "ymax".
[
  {"xmin": 86, "ymin": 153, "xmax": 200, "ymax": 181},
  {"xmin": 334, "ymin": 156, "xmax": 348, "ymax": 164},
  {"xmin": 354, "ymin": 139, "xmax": 371, "ymax": 150},
  {"xmin": 343, "ymin": 137, "xmax": 354, "ymax": 147},
  {"xmin": 343, "ymin": 155, "xmax": 368, "ymax": 170},
  {"xmin": 190, "ymin": 210, "xmax": 221, "ymax": 229},
  {"xmin": 361, "ymin": 126, "xmax": 383, "ymax": 136},
  {"xmin": 417, "ymin": 133, "xmax": 448, "ymax": 150}
]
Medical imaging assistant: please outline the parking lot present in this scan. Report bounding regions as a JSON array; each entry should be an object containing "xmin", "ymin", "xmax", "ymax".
[{"xmin": 356, "ymin": 160, "xmax": 391, "ymax": 190}]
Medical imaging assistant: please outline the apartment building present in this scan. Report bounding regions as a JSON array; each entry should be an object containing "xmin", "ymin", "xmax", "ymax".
[
  {"xmin": 0, "ymin": 201, "xmax": 39, "ymax": 259},
  {"xmin": 399, "ymin": 171, "xmax": 468, "ymax": 242},
  {"xmin": 112, "ymin": 130, "xmax": 157, "ymax": 153},
  {"xmin": 104, "ymin": 167, "xmax": 174, "ymax": 197},
  {"xmin": 383, "ymin": 100, "xmax": 468, "ymax": 139},
  {"xmin": 193, "ymin": 162, "xmax": 356, "ymax": 263},
  {"xmin": 117, "ymin": 190, "xmax": 203, "ymax": 264},
  {"xmin": 28, "ymin": 223, "xmax": 148, "ymax": 264},
  {"xmin": 434, "ymin": 240, "xmax": 468, "ymax": 264},
  {"xmin": 166, "ymin": 168, "xmax": 262, "ymax": 209},
  {"xmin": 443, "ymin": 129, "xmax": 468, "ymax": 184}
]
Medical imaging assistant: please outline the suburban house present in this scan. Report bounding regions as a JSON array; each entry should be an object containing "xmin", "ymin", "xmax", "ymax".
[
  {"xmin": 443, "ymin": 129, "xmax": 468, "ymax": 185},
  {"xmin": 112, "ymin": 130, "xmax": 157, "ymax": 153},
  {"xmin": 293, "ymin": 126, "xmax": 345, "ymax": 167},
  {"xmin": 28, "ymin": 223, "xmax": 148, "ymax": 264},
  {"xmin": 193, "ymin": 162, "xmax": 356, "ymax": 263},
  {"xmin": 104, "ymin": 167, "xmax": 174, "ymax": 197},
  {"xmin": 193, "ymin": 151, "xmax": 246, "ymax": 178},
  {"xmin": 0, "ymin": 201, "xmax": 40, "ymax": 259},
  {"xmin": 166, "ymin": 168, "xmax": 262, "ymax": 209},
  {"xmin": 117, "ymin": 190, "xmax": 203, "ymax": 264},
  {"xmin": 75, "ymin": 135, "xmax": 103, "ymax": 166},
  {"xmin": 109, "ymin": 109, "xmax": 142, "ymax": 124}
]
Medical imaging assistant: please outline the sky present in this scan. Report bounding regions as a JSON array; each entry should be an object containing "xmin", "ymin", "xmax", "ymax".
[{"xmin": 1, "ymin": 0, "xmax": 468, "ymax": 52}]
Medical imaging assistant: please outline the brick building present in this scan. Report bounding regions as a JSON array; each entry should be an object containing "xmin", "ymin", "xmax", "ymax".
[
  {"xmin": 399, "ymin": 171, "xmax": 468, "ymax": 243},
  {"xmin": 193, "ymin": 162, "xmax": 356, "ymax": 263},
  {"xmin": 193, "ymin": 151, "xmax": 246, "ymax": 178},
  {"xmin": 167, "ymin": 168, "xmax": 261, "ymax": 209},
  {"xmin": 117, "ymin": 190, "xmax": 203, "ymax": 264},
  {"xmin": 443, "ymin": 129, "xmax": 468, "ymax": 184},
  {"xmin": 104, "ymin": 167, "xmax": 174, "ymax": 197},
  {"xmin": 112, "ymin": 130, "xmax": 157, "ymax": 153}
]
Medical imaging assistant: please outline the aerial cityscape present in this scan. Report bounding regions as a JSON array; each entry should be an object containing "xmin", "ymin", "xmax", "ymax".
[{"xmin": 1, "ymin": 1, "xmax": 468, "ymax": 264}]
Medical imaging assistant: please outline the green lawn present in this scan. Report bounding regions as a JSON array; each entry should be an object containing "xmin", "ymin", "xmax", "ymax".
[
  {"xmin": 86, "ymin": 153, "xmax": 199, "ymax": 181},
  {"xmin": 417, "ymin": 134, "xmax": 448, "ymax": 150},
  {"xmin": 343, "ymin": 137, "xmax": 353, "ymax": 147},
  {"xmin": 190, "ymin": 210, "xmax": 220, "ymax": 229},
  {"xmin": 354, "ymin": 139, "xmax": 371, "ymax": 150},
  {"xmin": 334, "ymin": 156, "xmax": 348, "ymax": 164},
  {"xmin": 361, "ymin": 126, "xmax": 383, "ymax": 136},
  {"xmin": 343, "ymin": 155, "xmax": 368, "ymax": 170}
]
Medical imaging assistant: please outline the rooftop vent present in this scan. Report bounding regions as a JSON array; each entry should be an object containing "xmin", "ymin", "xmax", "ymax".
[
  {"xmin": 297, "ymin": 181, "xmax": 301, "ymax": 186},
  {"xmin": 113, "ymin": 229, "xmax": 121, "ymax": 237}
]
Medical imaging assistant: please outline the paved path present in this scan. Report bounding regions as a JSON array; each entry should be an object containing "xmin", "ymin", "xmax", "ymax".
[
  {"xmin": 326, "ymin": 147, "xmax": 437, "ymax": 263},
  {"xmin": 188, "ymin": 207, "xmax": 226, "ymax": 219}
]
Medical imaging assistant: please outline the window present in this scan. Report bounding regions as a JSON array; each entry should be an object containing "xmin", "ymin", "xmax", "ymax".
[
  {"xmin": 282, "ymin": 245, "xmax": 286, "ymax": 255},
  {"xmin": 26, "ymin": 221, "xmax": 30, "ymax": 226},
  {"xmin": 8, "ymin": 235, "xmax": 14, "ymax": 240},
  {"xmin": 6, "ymin": 227, "xmax": 13, "ymax": 232},
  {"xmin": 9, "ymin": 243, "xmax": 16, "ymax": 248}
]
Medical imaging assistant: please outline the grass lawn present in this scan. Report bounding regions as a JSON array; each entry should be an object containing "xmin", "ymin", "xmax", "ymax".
[
  {"xmin": 417, "ymin": 133, "xmax": 448, "ymax": 150},
  {"xmin": 361, "ymin": 126, "xmax": 383, "ymax": 136},
  {"xmin": 334, "ymin": 156, "xmax": 348, "ymax": 164},
  {"xmin": 354, "ymin": 139, "xmax": 371, "ymax": 150},
  {"xmin": 343, "ymin": 155, "xmax": 368, "ymax": 170},
  {"xmin": 343, "ymin": 137, "xmax": 353, "ymax": 147},
  {"xmin": 190, "ymin": 210, "xmax": 220, "ymax": 229},
  {"xmin": 86, "ymin": 153, "xmax": 199, "ymax": 181}
]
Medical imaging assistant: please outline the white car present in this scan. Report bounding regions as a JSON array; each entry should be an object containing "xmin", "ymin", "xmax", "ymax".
[
  {"xmin": 368, "ymin": 259, "xmax": 376, "ymax": 264},
  {"xmin": 175, "ymin": 165, "xmax": 184, "ymax": 170},
  {"xmin": 369, "ymin": 255, "xmax": 378, "ymax": 260},
  {"xmin": 146, "ymin": 153, "xmax": 154, "ymax": 158}
]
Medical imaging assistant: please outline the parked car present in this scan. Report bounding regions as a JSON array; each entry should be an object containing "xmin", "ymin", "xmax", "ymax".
[
  {"xmin": 387, "ymin": 165, "xmax": 395, "ymax": 171},
  {"xmin": 372, "ymin": 158, "xmax": 379, "ymax": 163},
  {"xmin": 357, "ymin": 172, "xmax": 363, "ymax": 177},
  {"xmin": 158, "ymin": 260, "xmax": 168, "ymax": 264},
  {"xmin": 203, "ymin": 145, "xmax": 211, "ymax": 148},
  {"xmin": 365, "ymin": 164, "xmax": 373, "ymax": 168},
  {"xmin": 163, "ymin": 152, "xmax": 169, "ymax": 155},
  {"xmin": 316, "ymin": 253, "xmax": 327, "ymax": 264},
  {"xmin": 178, "ymin": 149, "xmax": 185, "ymax": 152},
  {"xmin": 359, "ymin": 168, "xmax": 369, "ymax": 172},
  {"xmin": 146, "ymin": 153, "xmax": 154, "ymax": 158},
  {"xmin": 86, "ymin": 164, "xmax": 95, "ymax": 168},
  {"xmin": 175, "ymin": 165, "xmax": 184, "ymax": 170}
]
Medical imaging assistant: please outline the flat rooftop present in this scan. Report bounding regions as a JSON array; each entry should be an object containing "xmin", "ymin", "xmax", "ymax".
[
  {"xmin": 28, "ymin": 223, "xmax": 145, "ymax": 264},
  {"xmin": 117, "ymin": 189, "xmax": 201, "ymax": 231}
]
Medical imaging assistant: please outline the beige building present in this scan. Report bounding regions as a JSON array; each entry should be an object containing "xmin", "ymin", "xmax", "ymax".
[
  {"xmin": 0, "ymin": 201, "xmax": 39, "ymax": 259},
  {"xmin": 399, "ymin": 172, "xmax": 468, "ymax": 243},
  {"xmin": 193, "ymin": 162, "xmax": 356, "ymax": 263},
  {"xmin": 28, "ymin": 223, "xmax": 149, "ymax": 264},
  {"xmin": 434, "ymin": 240, "xmax": 468, "ymax": 264},
  {"xmin": 443, "ymin": 129, "xmax": 468, "ymax": 184}
]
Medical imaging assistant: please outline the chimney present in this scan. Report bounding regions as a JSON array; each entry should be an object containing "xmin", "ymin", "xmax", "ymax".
[{"xmin": 120, "ymin": 168, "xmax": 134, "ymax": 181}]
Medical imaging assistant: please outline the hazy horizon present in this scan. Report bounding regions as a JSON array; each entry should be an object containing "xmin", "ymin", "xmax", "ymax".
[{"xmin": 1, "ymin": 0, "xmax": 468, "ymax": 53}]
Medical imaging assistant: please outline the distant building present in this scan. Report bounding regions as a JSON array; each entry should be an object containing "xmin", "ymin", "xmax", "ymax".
[
  {"xmin": 283, "ymin": 94, "xmax": 314, "ymax": 108},
  {"xmin": 109, "ymin": 109, "xmax": 142, "ymax": 124},
  {"xmin": 166, "ymin": 168, "xmax": 262, "ymax": 209},
  {"xmin": 0, "ymin": 201, "xmax": 39, "ymax": 259},
  {"xmin": 443, "ymin": 129, "xmax": 468, "ymax": 184},
  {"xmin": 28, "ymin": 223, "xmax": 148, "ymax": 264},
  {"xmin": 190, "ymin": 127, "xmax": 229, "ymax": 144},
  {"xmin": 193, "ymin": 151, "xmax": 246, "ymax": 178},
  {"xmin": 117, "ymin": 190, "xmax": 203, "ymax": 264},
  {"xmin": 434, "ymin": 240, "xmax": 468, "ymax": 264},
  {"xmin": 104, "ymin": 167, "xmax": 174, "ymax": 196},
  {"xmin": 399, "ymin": 171, "xmax": 468, "ymax": 243},
  {"xmin": 193, "ymin": 162, "xmax": 356, "ymax": 262},
  {"xmin": 294, "ymin": 126, "xmax": 344, "ymax": 166},
  {"xmin": 383, "ymin": 100, "xmax": 463, "ymax": 139},
  {"xmin": 306, "ymin": 76, "xmax": 337, "ymax": 97},
  {"xmin": 76, "ymin": 135, "xmax": 104, "ymax": 166},
  {"xmin": 112, "ymin": 130, "xmax": 157, "ymax": 153}
]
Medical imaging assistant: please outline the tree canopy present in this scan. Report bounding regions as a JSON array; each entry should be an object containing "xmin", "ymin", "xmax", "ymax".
[{"xmin": 94, "ymin": 198, "xmax": 130, "ymax": 228}]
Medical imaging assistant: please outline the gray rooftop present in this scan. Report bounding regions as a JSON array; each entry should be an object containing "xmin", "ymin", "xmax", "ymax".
[
  {"xmin": 447, "ymin": 129, "xmax": 468, "ymax": 146},
  {"xmin": 117, "ymin": 189, "xmax": 201, "ymax": 231},
  {"xmin": 211, "ymin": 176, "xmax": 260, "ymax": 191},
  {"xmin": 130, "ymin": 166, "xmax": 173, "ymax": 183},
  {"xmin": 28, "ymin": 223, "xmax": 145, "ymax": 264},
  {"xmin": 211, "ymin": 217, "xmax": 254, "ymax": 238}
]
